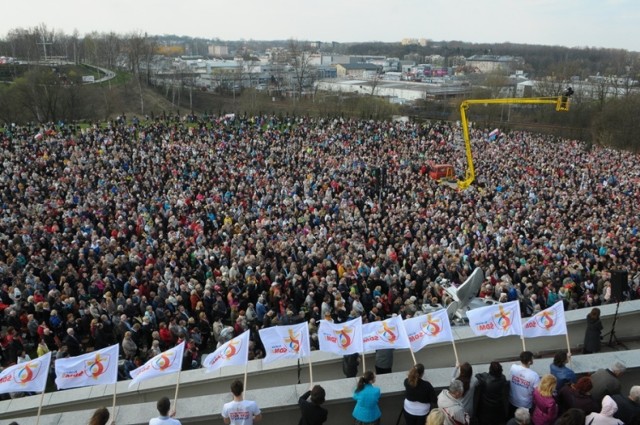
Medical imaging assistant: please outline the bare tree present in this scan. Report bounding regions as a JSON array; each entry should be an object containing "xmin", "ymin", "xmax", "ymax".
[{"xmin": 288, "ymin": 39, "xmax": 317, "ymax": 99}]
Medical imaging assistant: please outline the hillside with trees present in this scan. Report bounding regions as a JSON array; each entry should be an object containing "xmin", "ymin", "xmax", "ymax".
[{"xmin": 1, "ymin": 26, "xmax": 640, "ymax": 151}]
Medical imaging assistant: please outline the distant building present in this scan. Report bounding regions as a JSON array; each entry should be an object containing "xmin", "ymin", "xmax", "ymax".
[
  {"xmin": 208, "ymin": 45, "xmax": 229, "ymax": 57},
  {"xmin": 466, "ymin": 55, "xmax": 524, "ymax": 73},
  {"xmin": 335, "ymin": 63, "xmax": 380, "ymax": 79},
  {"xmin": 401, "ymin": 38, "xmax": 428, "ymax": 46}
]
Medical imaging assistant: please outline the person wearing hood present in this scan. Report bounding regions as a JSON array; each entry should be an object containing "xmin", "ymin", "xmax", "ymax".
[
  {"xmin": 437, "ymin": 379, "xmax": 469, "ymax": 425},
  {"xmin": 584, "ymin": 395, "xmax": 623, "ymax": 425}
]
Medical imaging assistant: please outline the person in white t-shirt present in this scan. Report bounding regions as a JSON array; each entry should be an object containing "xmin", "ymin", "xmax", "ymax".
[
  {"xmin": 509, "ymin": 351, "xmax": 541, "ymax": 412},
  {"xmin": 149, "ymin": 397, "xmax": 182, "ymax": 425},
  {"xmin": 221, "ymin": 379, "xmax": 262, "ymax": 425}
]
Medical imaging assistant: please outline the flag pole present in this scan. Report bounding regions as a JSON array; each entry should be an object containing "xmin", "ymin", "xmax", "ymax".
[
  {"xmin": 521, "ymin": 336, "xmax": 526, "ymax": 352},
  {"xmin": 409, "ymin": 347, "xmax": 417, "ymax": 366},
  {"xmin": 361, "ymin": 352, "xmax": 366, "ymax": 372},
  {"xmin": 565, "ymin": 332, "xmax": 573, "ymax": 367},
  {"xmin": 243, "ymin": 362, "xmax": 249, "ymax": 391},
  {"xmin": 451, "ymin": 339, "xmax": 460, "ymax": 366},
  {"xmin": 173, "ymin": 370, "xmax": 182, "ymax": 410},
  {"xmin": 111, "ymin": 382, "xmax": 117, "ymax": 423},
  {"xmin": 308, "ymin": 355, "xmax": 314, "ymax": 386},
  {"xmin": 35, "ymin": 389, "xmax": 46, "ymax": 425}
]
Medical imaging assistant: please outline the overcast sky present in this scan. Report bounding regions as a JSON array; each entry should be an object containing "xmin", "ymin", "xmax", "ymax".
[{"xmin": 3, "ymin": 0, "xmax": 639, "ymax": 52}]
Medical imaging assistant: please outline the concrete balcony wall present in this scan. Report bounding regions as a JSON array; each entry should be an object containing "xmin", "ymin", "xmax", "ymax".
[{"xmin": 3, "ymin": 300, "xmax": 640, "ymax": 424}]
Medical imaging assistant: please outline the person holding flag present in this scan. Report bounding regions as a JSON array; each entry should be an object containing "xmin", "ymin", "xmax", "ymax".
[
  {"xmin": 508, "ymin": 351, "xmax": 540, "ymax": 415},
  {"xmin": 352, "ymin": 371, "xmax": 381, "ymax": 425},
  {"xmin": 221, "ymin": 379, "xmax": 262, "ymax": 425}
]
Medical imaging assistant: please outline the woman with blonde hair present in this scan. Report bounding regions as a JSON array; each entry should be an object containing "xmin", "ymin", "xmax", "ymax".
[
  {"xmin": 403, "ymin": 363, "xmax": 437, "ymax": 425},
  {"xmin": 426, "ymin": 408, "xmax": 445, "ymax": 425},
  {"xmin": 531, "ymin": 374, "xmax": 558, "ymax": 425}
]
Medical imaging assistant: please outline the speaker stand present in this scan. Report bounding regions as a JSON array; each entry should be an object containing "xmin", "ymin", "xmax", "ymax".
[{"xmin": 604, "ymin": 300, "xmax": 626, "ymax": 349}]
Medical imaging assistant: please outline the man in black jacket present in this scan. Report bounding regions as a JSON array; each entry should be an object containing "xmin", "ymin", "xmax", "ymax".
[
  {"xmin": 298, "ymin": 385, "xmax": 328, "ymax": 425},
  {"xmin": 611, "ymin": 386, "xmax": 640, "ymax": 425}
]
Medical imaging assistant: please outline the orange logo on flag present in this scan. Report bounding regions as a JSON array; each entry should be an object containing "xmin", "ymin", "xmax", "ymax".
[
  {"xmin": 224, "ymin": 337, "xmax": 242, "ymax": 359},
  {"xmin": 153, "ymin": 350, "xmax": 177, "ymax": 371},
  {"xmin": 422, "ymin": 314, "xmax": 442, "ymax": 337},
  {"xmin": 85, "ymin": 353, "xmax": 109, "ymax": 379},
  {"xmin": 285, "ymin": 329, "xmax": 301, "ymax": 353},
  {"xmin": 377, "ymin": 322, "xmax": 397, "ymax": 344},
  {"xmin": 14, "ymin": 361, "xmax": 43, "ymax": 385},
  {"xmin": 536, "ymin": 310, "xmax": 555, "ymax": 330},
  {"xmin": 335, "ymin": 326, "xmax": 353, "ymax": 349},
  {"xmin": 493, "ymin": 306, "xmax": 512, "ymax": 331}
]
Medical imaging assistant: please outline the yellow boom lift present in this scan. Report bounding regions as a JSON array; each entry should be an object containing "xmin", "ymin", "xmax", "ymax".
[{"xmin": 456, "ymin": 89, "xmax": 573, "ymax": 190}]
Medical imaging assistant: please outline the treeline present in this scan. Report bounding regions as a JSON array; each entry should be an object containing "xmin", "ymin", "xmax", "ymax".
[{"xmin": 341, "ymin": 41, "xmax": 640, "ymax": 80}]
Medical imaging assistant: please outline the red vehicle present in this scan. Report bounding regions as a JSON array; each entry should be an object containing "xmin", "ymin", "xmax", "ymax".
[{"xmin": 429, "ymin": 164, "xmax": 455, "ymax": 181}]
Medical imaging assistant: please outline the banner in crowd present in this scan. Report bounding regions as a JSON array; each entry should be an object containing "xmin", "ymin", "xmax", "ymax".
[
  {"xmin": 129, "ymin": 341, "xmax": 185, "ymax": 388},
  {"xmin": 203, "ymin": 330, "xmax": 250, "ymax": 373},
  {"xmin": 318, "ymin": 317, "xmax": 363, "ymax": 356},
  {"xmin": 467, "ymin": 301, "xmax": 523, "ymax": 339},
  {"xmin": 362, "ymin": 315, "xmax": 411, "ymax": 352},
  {"xmin": 55, "ymin": 344, "xmax": 119, "ymax": 390},
  {"xmin": 523, "ymin": 301, "xmax": 568, "ymax": 338},
  {"xmin": 0, "ymin": 352, "xmax": 51, "ymax": 395},
  {"xmin": 403, "ymin": 308, "xmax": 454, "ymax": 352},
  {"xmin": 259, "ymin": 323, "xmax": 311, "ymax": 364}
]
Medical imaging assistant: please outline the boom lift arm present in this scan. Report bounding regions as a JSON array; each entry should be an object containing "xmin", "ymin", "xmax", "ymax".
[{"xmin": 457, "ymin": 92, "xmax": 572, "ymax": 190}]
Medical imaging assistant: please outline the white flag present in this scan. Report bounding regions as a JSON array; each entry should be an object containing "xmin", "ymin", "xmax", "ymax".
[
  {"xmin": 55, "ymin": 344, "xmax": 119, "ymax": 390},
  {"xmin": 203, "ymin": 330, "xmax": 250, "ymax": 373},
  {"xmin": 259, "ymin": 323, "xmax": 310, "ymax": 364},
  {"xmin": 129, "ymin": 341, "xmax": 184, "ymax": 388},
  {"xmin": 403, "ymin": 309, "xmax": 454, "ymax": 352},
  {"xmin": 467, "ymin": 301, "xmax": 523, "ymax": 339},
  {"xmin": 0, "ymin": 352, "xmax": 51, "ymax": 395},
  {"xmin": 523, "ymin": 302, "xmax": 567, "ymax": 338},
  {"xmin": 318, "ymin": 317, "xmax": 363, "ymax": 356},
  {"xmin": 362, "ymin": 315, "xmax": 411, "ymax": 352}
]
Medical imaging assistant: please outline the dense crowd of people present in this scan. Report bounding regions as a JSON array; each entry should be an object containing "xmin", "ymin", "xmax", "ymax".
[{"xmin": 0, "ymin": 113, "xmax": 639, "ymax": 377}]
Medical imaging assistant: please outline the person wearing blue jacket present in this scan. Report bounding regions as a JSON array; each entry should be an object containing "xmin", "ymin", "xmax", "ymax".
[
  {"xmin": 549, "ymin": 351, "xmax": 577, "ymax": 391},
  {"xmin": 352, "ymin": 370, "xmax": 381, "ymax": 425}
]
